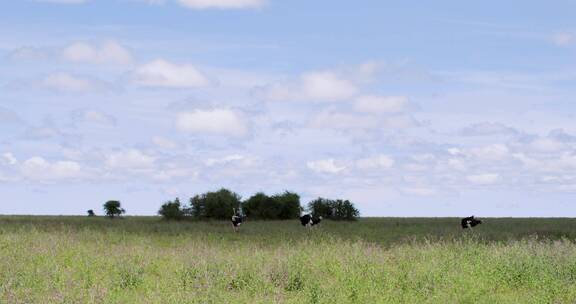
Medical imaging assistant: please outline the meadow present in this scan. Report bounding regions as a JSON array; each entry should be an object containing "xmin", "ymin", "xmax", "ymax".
[{"xmin": 2, "ymin": 216, "xmax": 576, "ymax": 303}]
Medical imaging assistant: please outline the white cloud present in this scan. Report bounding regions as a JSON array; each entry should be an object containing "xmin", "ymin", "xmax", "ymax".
[
  {"xmin": 62, "ymin": 41, "xmax": 133, "ymax": 64},
  {"xmin": 176, "ymin": 0, "xmax": 265, "ymax": 9},
  {"xmin": 21, "ymin": 157, "xmax": 83, "ymax": 181},
  {"xmin": 552, "ymin": 32, "xmax": 575, "ymax": 47},
  {"xmin": 400, "ymin": 187, "xmax": 437, "ymax": 196},
  {"xmin": 8, "ymin": 47, "xmax": 48, "ymax": 61},
  {"xmin": 73, "ymin": 110, "xmax": 116, "ymax": 125},
  {"xmin": 354, "ymin": 95, "xmax": 408, "ymax": 114},
  {"xmin": 260, "ymin": 71, "xmax": 357, "ymax": 102},
  {"xmin": 152, "ymin": 136, "xmax": 178, "ymax": 149},
  {"xmin": 205, "ymin": 154, "xmax": 245, "ymax": 166},
  {"xmin": 132, "ymin": 59, "xmax": 209, "ymax": 88},
  {"xmin": 42, "ymin": 73, "xmax": 98, "ymax": 92},
  {"xmin": 1, "ymin": 153, "xmax": 17, "ymax": 166},
  {"xmin": 307, "ymin": 158, "xmax": 346, "ymax": 174},
  {"xmin": 466, "ymin": 144, "xmax": 509, "ymax": 161},
  {"xmin": 309, "ymin": 111, "xmax": 378, "ymax": 130},
  {"xmin": 466, "ymin": 173, "xmax": 500, "ymax": 185},
  {"xmin": 356, "ymin": 154, "xmax": 394, "ymax": 170},
  {"xmin": 460, "ymin": 122, "xmax": 518, "ymax": 136},
  {"xmin": 300, "ymin": 72, "xmax": 357, "ymax": 101},
  {"xmin": 105, "ymin": 149, "xmax": 155, "ymax": 170},
  {"xmin": 176, "ymin": 109, "xmax": 248, "ymax": 137}
]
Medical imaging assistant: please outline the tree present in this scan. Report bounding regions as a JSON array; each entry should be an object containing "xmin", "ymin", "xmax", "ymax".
[
  {"xmin": 273, "ymin": 191, "xmax": 301, "ymax": 220},
  {"xmin": 243, "ymin": 191, "xmax": 301, "ymax": 220},
  {"xmin": 103, "ymin": 200, "xmax": 125, "ymax": 219},
  {"xmin": 190, "ymin": 188, "xmax": 241, "ymax": 219},
  {"xmin": 87, "ymin": 209, "xmax": 95, "ymax": 217},
  {"xmin": 158, "ymin": 198, "xmax": 185, "ymax": 220},
  {"xmin": 307, "ymin": 197, "xmax": 359, "ymax": 221}
]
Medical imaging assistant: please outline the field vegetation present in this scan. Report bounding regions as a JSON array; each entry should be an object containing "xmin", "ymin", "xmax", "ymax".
[{"xmin": 1, "ymin": 216, "xmax": 576, "ymax": 303}]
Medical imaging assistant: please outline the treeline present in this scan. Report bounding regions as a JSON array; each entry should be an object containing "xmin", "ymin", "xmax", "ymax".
[{"xmin": 158, "ymin": 188, "xmax": 359, "ymax": 221}]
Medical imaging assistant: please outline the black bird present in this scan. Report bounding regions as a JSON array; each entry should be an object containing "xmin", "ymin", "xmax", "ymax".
[
  {"xmin": 300, "ymin": 214, "xmax": 322, "ymax": 228},
  {"xmin": 231, "ymin": 208, "xmax": 243, "ymax": 232},
  {"xmin": 461, "ymin": 216, "xmax": 482, "ymax": 229}
]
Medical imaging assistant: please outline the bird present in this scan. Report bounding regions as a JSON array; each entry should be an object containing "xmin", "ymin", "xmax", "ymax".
[
  {"xmin": 299, "ymin": 214, "xmax": 322, "ymax": 229},
  {"xmin": 231, "ymin": 208, "xmax": 244, "ymax": 232},
  {"xmin": 461, "ymin": 215, "xmax": 482, "ymax": 229}
]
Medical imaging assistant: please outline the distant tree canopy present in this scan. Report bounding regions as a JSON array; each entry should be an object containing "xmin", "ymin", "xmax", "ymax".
[
  {"xmin": 103, "ymin": 200, "xmax": 125, "ymax": 219},
  {"xmin": 155, "ymin": 189, "xmax": 358, "ymax": 221},
  {"xmin": 191, "ymin": 188, "xmax": 241, "ymax": 220},
  {"xmin": 158, "ymin": 198, "xmax": 185, "ymax": 220},
  {"xmin": 87, "ymin": 209, "xmax": 95, "ymax": 217},
  {"xmin": 243, "ymin": 191, "xmax": 301, "ymax": 220},
  {"xmin": 307, "ymin": 198, "xmax": 359, "ymax": 220}
]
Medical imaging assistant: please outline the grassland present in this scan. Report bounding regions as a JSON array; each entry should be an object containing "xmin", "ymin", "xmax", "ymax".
[{"xmin": 2, "ymin": 216, "xmax": 576, "ymax": 303}]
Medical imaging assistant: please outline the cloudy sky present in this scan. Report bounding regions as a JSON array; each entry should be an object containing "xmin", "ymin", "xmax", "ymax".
[{"xmin": 1, "ymin": 1, "xmax": 576, "ymax": 216}]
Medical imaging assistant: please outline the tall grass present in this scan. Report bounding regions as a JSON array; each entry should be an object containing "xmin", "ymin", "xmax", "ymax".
[{"xmin": 1, "ymin": 216, "xmax": 576, "ymax": 303}]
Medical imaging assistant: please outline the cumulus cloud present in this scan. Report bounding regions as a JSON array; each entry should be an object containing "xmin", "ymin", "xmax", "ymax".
[
  {"xmin": 152, "ymin": 136, "xmax": 178, "ymax": 149},
  {"xmin": 41, "ymin": 73, "xmax": 99, "ymax": 92},
  {"xmin": 176, "ymin": 109, "xmax": 248, "ymax": 137},
  {"xmin": 0, "ymin": 153, "xmax": 17, "ymax": 166},
  {"xmin": 309, "ymin": 111, "xmax": 379, "ymax": 130},
  {"xmin": 205, "ymin": 154, "xmax": 245, "ymax": 166},
  {"xmin": 460, "ymin": 122, "xmax": 518, "ymax": 136},
  {"xmin": 552, "ymin": 32, "xmax": 575, "ymax": 47},
  {"xmin": 353, "ymin": 95, "xmax": 408, "ymax": 114},
  {"xmin": 307, "ymin": 158, "xmax": 346, "ymax": 174},
  {"xmin": 62, "ymin": 41, "xmax": 133, "ymax": 65},
  {"xmin": 356, "ymin": 154, "xmax": 395, "ymax": 170},
  {"xmin": 131, "ymin": 59, "xmax": 209, "ymax": 88},
  {"xmin": 105, "ymin": 149, "xmax": 156, "ymax": 170},
  {"xmin": 21, "ymin": 157, "xmax": 83, "ymax": 181},
  {"xmin": 466, "ymin": 173, "xmax": 500, "ymax": 185},
  {"xmin": 8, "ymin": 46, "xmax": 49, "ymax": 61},
  {"xmin": 465, "ymin": 144, "xmax": 509, "ymax": 161},
  {"xmin": 72, "ymin": 110, "xmax": 117, "ymax": 125},
  {"xmin": 258, "ymin": 71, "xmax": 357, "ymax": 102}
]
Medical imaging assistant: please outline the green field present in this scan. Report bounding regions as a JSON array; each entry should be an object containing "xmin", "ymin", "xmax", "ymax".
[{"xmin": 2, "ymin": 216, "xmax": 576, "ymax": 303}]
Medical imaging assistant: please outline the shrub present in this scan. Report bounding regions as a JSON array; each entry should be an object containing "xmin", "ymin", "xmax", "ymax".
[{"xmin": 87, "ymin": 209, "xmax": 95, "ymax": 217}]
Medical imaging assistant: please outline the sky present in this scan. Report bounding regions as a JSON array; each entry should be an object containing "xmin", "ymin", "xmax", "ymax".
[{"xmin": 1, "ymin": 0, "xmax": 576, "ymax": 216}]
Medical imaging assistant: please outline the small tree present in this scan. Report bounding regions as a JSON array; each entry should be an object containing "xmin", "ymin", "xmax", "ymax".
[
  {"xmin": 87, "ymin": 209, "xmax": 95, "ymax": 217},
  {"xmin": 158, "ymin": 198, "xmax": 185, "ymax": 220},
  {"xmin": 103, "ymin": 200, "xmax": 125, "ymax": 219}
]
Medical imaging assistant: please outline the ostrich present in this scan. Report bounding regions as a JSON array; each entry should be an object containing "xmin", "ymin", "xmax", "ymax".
[
  {"xmin": 461, "ymin": 215, "xmax": 482, "ymax": 229},
  {"xmin": 231, "ymin": 208, "xmax": 243, "ymax": 232},
  {"xmin": 300, "ymin": 214, "xmax": 322, "ymax": 229}
]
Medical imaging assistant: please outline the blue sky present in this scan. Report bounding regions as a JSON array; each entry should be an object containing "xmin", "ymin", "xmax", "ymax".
[{"xmin": 1, "ymin": 0, "xmax": 576, "ymax": 216}]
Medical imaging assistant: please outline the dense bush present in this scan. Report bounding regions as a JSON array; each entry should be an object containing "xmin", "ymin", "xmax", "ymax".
[
  {"xmin": 158, "ymin": 198, "xmax": 186, "ymax": 220},
  {"xmin": 190, "ymin": 188, "xmax": 241, "ymax": 220},
  {"xmin": 307, "ymin": 198, "xmax": 359, "ymax": 220},
  {"xmin": 243, "ymin": 191, "xmax": 301, "ymax": 220}
]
